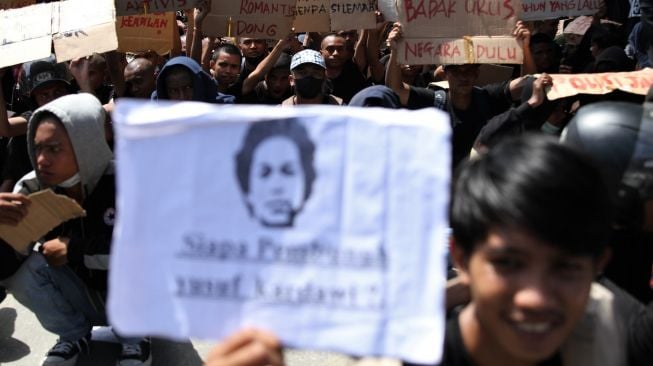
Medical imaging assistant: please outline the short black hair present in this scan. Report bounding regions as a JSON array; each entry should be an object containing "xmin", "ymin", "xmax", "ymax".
[
  {"xmin": 213, "ymin": 44, "xmax": 243, "ymax": 63},
  {"xmin": 235, "ymin": 119, "xmax": 316, "ymax": 201},
  {"xmin": 451, "ymin": 135, "xmax": 611, "ymax": 258}
]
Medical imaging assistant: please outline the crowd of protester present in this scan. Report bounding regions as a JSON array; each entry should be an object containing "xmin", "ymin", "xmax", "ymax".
[{"xmin": 0, "ymin": 0, "xmax": 652, "ymax": 365}]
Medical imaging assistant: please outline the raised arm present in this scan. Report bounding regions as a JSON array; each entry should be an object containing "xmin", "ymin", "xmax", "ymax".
[
  {"xmin": 0, "ymin": 68, "xmax": 28, "ymax": 137},
  {"xmin": 353, "ymin": 29, "xmax": 368, "ymax": 74},
  {"xmin": 241, "ymin": 35, "xmax": 292, "ymax": 95},
  {"xmin": 190, "ymin": 0, "xmax": 211, "ymax": 71},
  {"xmin": 366, "ymin": 12, "xmax": 389, "ymax": 84},
  {"xmin": 514, "ymin": 21, "xmax": 536, "ymax": 76},
  {"xmin": 385, "ymin": 23, "xmax": 411, "ymax": 106}
]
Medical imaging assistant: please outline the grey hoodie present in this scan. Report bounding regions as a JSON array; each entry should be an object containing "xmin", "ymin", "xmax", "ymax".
[{"xmin": 26, "ymin": 93, "xmax": 113, "ymax": 197}]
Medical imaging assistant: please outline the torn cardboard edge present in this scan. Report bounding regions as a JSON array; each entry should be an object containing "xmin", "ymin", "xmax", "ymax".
[
  {"xmin": 0, "ymin": 190, "xmax": 85, "ymax": 253},
  {"xmin": 546, "ymin": 68, "xmax": 653, "ymax": 100}
]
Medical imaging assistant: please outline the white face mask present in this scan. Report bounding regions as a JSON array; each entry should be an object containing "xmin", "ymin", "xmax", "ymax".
[{"xmin": 57, "ymin": 172, "xmax": 81, "ymax": 188}]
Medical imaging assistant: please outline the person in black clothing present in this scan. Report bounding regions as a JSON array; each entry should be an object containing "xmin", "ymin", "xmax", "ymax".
[
  {"xmin": 384, "ymin": 23, "xmax": 529, "ymax": 169},
  {"xmin": 444, "ymin": 135, "xmax": 612, "ymax": 366},
  {"xmin": 320, "ymin": 33, "xmax": 370, "ymax": 104}
]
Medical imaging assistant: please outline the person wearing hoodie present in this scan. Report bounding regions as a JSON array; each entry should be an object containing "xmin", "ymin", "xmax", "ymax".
[
  {"xmin": 0, "ymin": 93, "xmax": 150, "ymax": 366},
  {"xmin": 151, "ymin": 55, "xmax": 235, "ymax": 104}
]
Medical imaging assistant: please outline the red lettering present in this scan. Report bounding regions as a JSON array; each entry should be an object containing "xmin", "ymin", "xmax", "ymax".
[
  {"xmin": 570, "ymin": 77, "xmax": 586, "ymax": 90},
  {"xmin": 405, "ymin": 0, "xmax": 455, "ymax": 22},
  {"xmin": 236, "ymin": 20, "xmax": 277, "ymax": 37},
  {"xmin": 503, "ymin": 0, "xmax": 515, "ymax": 19}
]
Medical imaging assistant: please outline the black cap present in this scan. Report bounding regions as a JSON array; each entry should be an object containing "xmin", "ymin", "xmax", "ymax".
[{"xmin": 23, "ymin": 56, "xmax": 69, "ymax": 94}]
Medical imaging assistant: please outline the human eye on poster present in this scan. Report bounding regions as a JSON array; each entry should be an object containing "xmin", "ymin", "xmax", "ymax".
[{"xmin": 109, "ymin": 101, "xmax": 451, "ymax": 364}]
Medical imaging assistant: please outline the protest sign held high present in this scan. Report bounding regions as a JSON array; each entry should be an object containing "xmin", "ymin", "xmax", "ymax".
[
  {"xmin": 52, "ymin": 0, "xmax": 118, "ymax": 62},
  {"xmin": 0, "ymin": 2, "xmax": 53, "ymax": 68},
  {"xmin": 203, "ymin": 0, "xmax": 377, "ymax": 37},
  {"xmin": 115, "ymin": 0, "xmax": 201, "ymax": 16},
  {"xmin": 396, "ymin": 0, "xmax": 522, "ymax": 64},
  {"xmin": 116, "ymin": 11, "xmax": 177, "ymax": 55},
  {"xmin": 519, "ymin": 0, "xmax": 603, "ymax": 21},
  {"xmin": 109, "ymin": 102, "xmax": 451, "ymax": 365}
]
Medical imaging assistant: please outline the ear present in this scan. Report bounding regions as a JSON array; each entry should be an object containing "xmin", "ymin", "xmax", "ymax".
[
  {"xmin": 450, "ymin": 237, "xmax": 471, "ymax": 285},
  {"xmin": 289, "ymin": 74, "xmax": 296, "ymax": 87}
]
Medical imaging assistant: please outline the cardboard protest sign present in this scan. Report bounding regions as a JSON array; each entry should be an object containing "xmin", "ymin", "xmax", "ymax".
[
  {"xmin": 519, "ymin": 0, "xmax": 603, "ymax": 21},
  {"xmin": 399, "ymin": 37, "xmax": 523, "ymax": 65},
  {"xmin": 116, "ymin": 12, "xmax": 176, "ymax": 55},
  {"xmin": 0, "ymin": 0, "xmax": 35, "ymax": 10},
  {"xmin": 562, "ymin": 15, "xmax": 592, "ymax": 45},
  {"xmin": 109, "ymin": 102, "xmax": 451, "ymax": 364},
  {"xmin": 204, "ymin": 0, "xmax": 295, "ymax": 38},
  {"xmin": 546, "ymin": 69, "xmax": 653, "ymax": 100},
  {"xmin": 115, "ymin": 0, "xmax": 201, "ymax": 16},
  {"xmin": 204, "ymin": 0, "xmax": 376, "ymax": 37},
  {"xmin": 52, "ymin": 0, "xmax": 118, "ymax": 62},
  {"xmin": 397, "ymin": 0, "xmax": 518, "ymax": 38},
  {"xmin": 0, "ymin": 2, "xmax": 53, "ymax": 68},
  {"xmin": 0, "ymin": 190, "xmax": 85, "ymax": 253},
  {"xmin": 291, "ymin": 0, "xmax": 377, "ymax": 33},
  {"xmin": 396, "ymin": 1, "xmax": 521, "ymax": 65}
]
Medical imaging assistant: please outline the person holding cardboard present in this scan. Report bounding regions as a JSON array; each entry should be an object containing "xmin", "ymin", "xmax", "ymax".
[
  {"xmin": 384, "ymin": 22, "xmax": 531, "ymax": 169},
  {"xmin": 0, "ymin": 93, "xmax": 151, "ymax": 366}
]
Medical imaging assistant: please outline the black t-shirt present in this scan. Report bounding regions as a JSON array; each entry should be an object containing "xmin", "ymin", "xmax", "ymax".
[
  {"xmin": 329, "ymin": 60, "xmax": 370, "ymax": 104},
  {"xmin": 404, "ymin": 308, "xmax": 563, "ymax": 366},
  {"xmin": 407, "ymin": 84, "xmax": 512, "ymax": 168}
]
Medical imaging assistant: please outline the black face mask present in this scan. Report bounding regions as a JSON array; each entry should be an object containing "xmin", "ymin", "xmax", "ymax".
[{"xmin": 294, "ymin": 76, "xmax": 324, "ymax": 99}]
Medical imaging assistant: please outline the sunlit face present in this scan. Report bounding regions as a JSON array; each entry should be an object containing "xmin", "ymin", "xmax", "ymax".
[
  {"xmin": 320, "ymin": 35, "xmax": 347, "ymax": 69},
  {"xmin": 34, "ymin": 118, "xmax": 79, "ymax": 187},
  {"xmin": 32, "ymin": 82, "xmax": 68, "ymax": 107},
  {"xmin": 165, "ymin": 68, "xmax": 194, "ymax": 101},
  {"xmin": 455, "ymin": 228, "xmax": 599, "ymax": 364},
  {"xmin": 247, "ymin": 136, "xmax": 305, "ymax": 227},
  {"xmin": 240, "ymin": 38, "xmax": 266, "ymax": 59},
  {"xmin": 124, "ymin": 63, "xmax": 156, "ymax": 99},
  {"xmin": 213, "ymin": 52, "xmax": 241, "ymax": 87}
]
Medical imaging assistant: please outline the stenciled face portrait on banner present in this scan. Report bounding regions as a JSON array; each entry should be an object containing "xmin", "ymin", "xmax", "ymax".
[{"xmin": 235, "ymin": 119, "xmax": 316, "ymax": 228}]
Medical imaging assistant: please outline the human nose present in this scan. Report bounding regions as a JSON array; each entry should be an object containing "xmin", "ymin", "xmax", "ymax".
[
  {"xmin": 36, "ymin": 150, "xmax": 50, "ymax": 168},
  {"xmin": 513, "ymin": 277, "xmax": 556, "ymax": 311}
]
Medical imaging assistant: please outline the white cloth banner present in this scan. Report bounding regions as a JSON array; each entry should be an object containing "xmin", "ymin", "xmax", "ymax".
[{"xmin": 108, "ymin": 102, "xmax": 451, "ymax": 365}]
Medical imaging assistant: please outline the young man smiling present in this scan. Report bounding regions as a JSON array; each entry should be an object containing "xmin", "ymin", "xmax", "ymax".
[{"xmin": 445, "ymin": 135, "xmax": 612, "ymax": 366}]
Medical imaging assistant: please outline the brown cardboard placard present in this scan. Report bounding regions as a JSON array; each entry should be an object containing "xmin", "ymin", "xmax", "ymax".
[
  {"xmin": 291, "ymin": 0, "xmax": 331, "ymax": 32},
  {"xmin": 0, "ymin": 190, "xmax": 85, "ymax": 253},
  {"xmin": 204, "ymin": 0, "xmax": 294, "ymax": 37},
  {"xmin": 116, "ymin": 12, "xmax": 176, "ymax": 55},
  {"xmin": 204, "ymin": 0, "xmax": 376, "ymax": 37},
  {"xmin": 0, "ymin": 0, "xmax": 35, "ymax": 10},
  {"xmin": 115, "ymin": 0, "xmax": 201, "ymax": 17},
  {"xmin": 52, "ymin": 0, "xmax": 118, "ymax": 62},
  {"xmin": 476, "ymin": 64, "xmax": 515, "ymax": 86},
  {"xmin": 546, "ymin": 69, "xmax": 653, "ymax": 100},
  {"xmin": 0, "ymin": 2, "xmax": 54, "ymax": 68},
  {"xmin": 397, "ymin": 0, "xmax": 518, "ymax": 38},
  {"xmin": 328, "ymin": 0, "xmax": 376, "ymax": 31},
  {"xmin": 398, "ymin": 37, "xmax": 523, "ymax": 65},
  {"xmin": 520, "ymin": 0, "xmax": 602, "ymax": 21}
]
